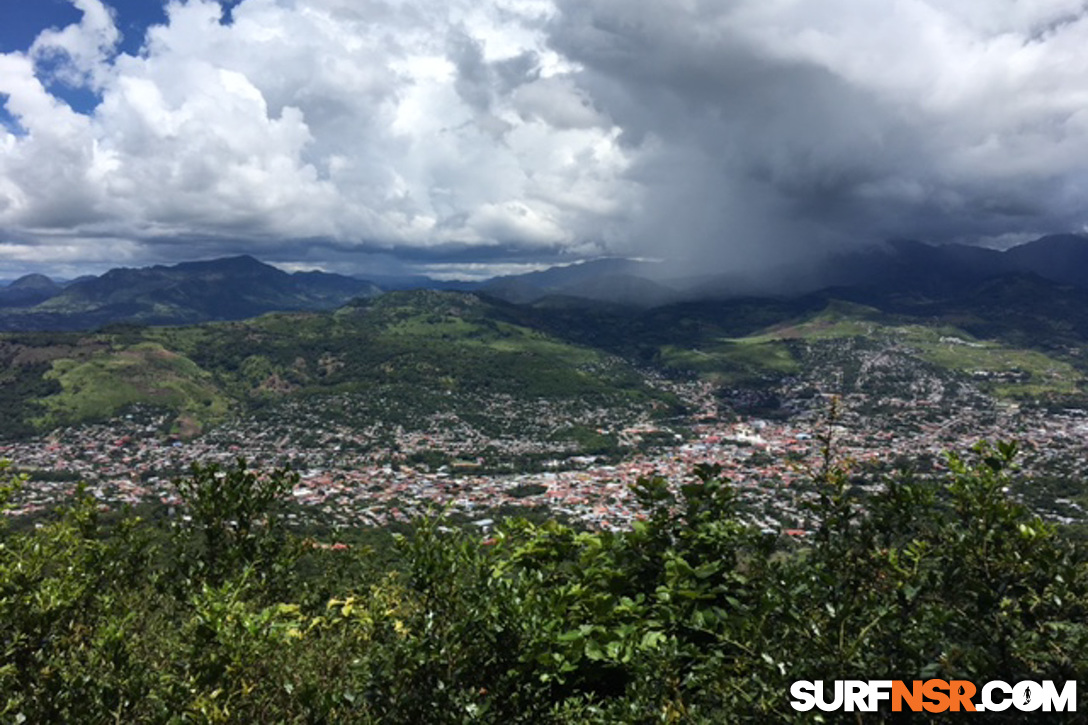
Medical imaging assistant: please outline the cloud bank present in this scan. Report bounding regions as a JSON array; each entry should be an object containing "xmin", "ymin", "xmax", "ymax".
[{"xmin": 3, "ymin": 0, "xmax": 1088, "ymax": 277}]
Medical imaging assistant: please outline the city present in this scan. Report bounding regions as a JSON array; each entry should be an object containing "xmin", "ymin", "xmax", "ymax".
[{"xmin": 6, "ymin": 374, "xmax": 1087, "ymax": 534}]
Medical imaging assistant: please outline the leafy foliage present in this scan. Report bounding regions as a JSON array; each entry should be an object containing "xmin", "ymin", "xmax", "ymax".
[
  {"xmin": 1, "ymin": 444, "xmax": 1087, "ymax": 722},
  {"xmin": 170, "ymin": 459, "xmax": 298, "ymax": 588}
]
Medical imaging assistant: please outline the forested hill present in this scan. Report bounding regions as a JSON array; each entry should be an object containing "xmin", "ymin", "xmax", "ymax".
[{"xmin": 0, "ymin": 290, "xmax": 679, "ymax": 439}]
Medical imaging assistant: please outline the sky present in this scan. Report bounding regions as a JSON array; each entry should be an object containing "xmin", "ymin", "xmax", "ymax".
[{"xmin": 2, "ymin": 0, "xmax": 1088, "ymax": 280}]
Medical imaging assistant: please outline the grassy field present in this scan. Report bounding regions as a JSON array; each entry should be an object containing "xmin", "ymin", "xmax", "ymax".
[
  {"xmin": 739, "ymin": 300, "xmax": 884, "ymax": 342},
  {"xmin": 912, "ymin": 337, "xmax": 1081, "ymax": 396},
  {"xmin": 659, "ymin": 341, "xmax": 800, "ymax": 384},
  {"xmin": 35, "ymin": 342, "xmax": 231, "ymax": 432}
]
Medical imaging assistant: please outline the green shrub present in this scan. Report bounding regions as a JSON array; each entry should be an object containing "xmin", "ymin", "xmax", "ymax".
[{"xmin": 2, "ymin": 443, "xmax": 1087, "ymax": 722}]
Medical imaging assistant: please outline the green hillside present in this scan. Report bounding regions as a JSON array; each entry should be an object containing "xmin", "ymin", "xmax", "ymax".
[
  {"xmin": 4, "ymin": 289, "xmax": 1088, "ymax": 441},
  {"xmin": 144, "ymin": 291, "xmax": 662, "ymax": 401},
  {"xmin": 654, "ymin": 300, "xmax": 1086, "ymax": 401},
  {"xmin": 0, "ymin": 291, "xmax": 679, "ymax": 440},
  {"xmin": 35, "ymin": 342, "xmax": 231, "ymax": 434}
]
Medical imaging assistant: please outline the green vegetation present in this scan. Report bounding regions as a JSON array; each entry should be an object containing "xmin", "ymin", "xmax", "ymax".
[
  {"xmin": 659, "ymin": 340, "xmax": 800, "ymax": 385},
  {"xmin": 549, "ymin": 424, "xmax": 618, "ymax": 456},
  {"xmin": 740, "ymin": 299, "xmax": 884, "ymax": 342},
  {"xmin": 0, "ymin": 291, "xmax": 679, "ymax": 443},
  {"xmin": 5, "ymin": 290, "xmax": 1088, "ymax": 441},
  {"xmin": 678, "ymin": 301, "xmax": 1088, "ymax": 400},
  {"xmin": 36, "ymin": 343, "xmax": 230, "ymax": 431},
  {"xmin": 2, "ymin": 442, "xmax": 1086, "ymax": 722},
  {"xmin": 912, "ymin": 336, "xmax": 1081, "ymax": 397}
]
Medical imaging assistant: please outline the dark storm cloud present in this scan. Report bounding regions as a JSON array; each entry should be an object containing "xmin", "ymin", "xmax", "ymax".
[{"xmin": 544, "ymin": 0, "xmax": 1088, "ymax": 271}]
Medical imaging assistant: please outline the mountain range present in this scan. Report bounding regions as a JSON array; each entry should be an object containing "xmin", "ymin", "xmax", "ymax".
[
  {"xmin": 0, "ymin": 255, "xmax": 380, "ymax": 330},
  {"xmin": 467, "ymin": 234, "xmax": 1088, "ymax": 307},
  {"xmin": 4, "ymin": 234, "xmax": 1088, "ymax": 438},
  {"xmin": 3, "ymin": 234, "xmax": 1088, "ymax": 331}
]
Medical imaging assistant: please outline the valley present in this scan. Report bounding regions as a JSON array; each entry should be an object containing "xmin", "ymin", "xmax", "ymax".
[{"xmin": 5, "ymin": 269, "xmax": 1088, "ymax": 535}]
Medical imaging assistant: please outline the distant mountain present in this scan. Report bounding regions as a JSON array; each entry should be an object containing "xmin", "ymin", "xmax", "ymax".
[
  {"xmin": 4, "ymin": 233, "xmax": 1088, "ymax": 331},
  {"xmin": 480, "ymin": 258, "xmax": 674, "ymax": 306},
  {"xmin": 0, "ymin": 256, "xmax": 380, "ymax": 331},
  {"xmin": 288, "ymin": 269, "xmax": 383, "ymax": 303},
  {"xmin": 477, "ymin": 235, "xmax": 1088, "ymax": 307},
  {"xmin": 359, "ymin": 273, "xmax": 481, "ymax": 292},
  {"xmin": 1002, "ymin": 234, "xmax": 1088, "ymax": 286},
  {"xmin": 818, "ymin": 234, "xmax": 1088, "ymax": 297},
  {"xmin": 0, "ymin": 274, "xmax": 63, "ymax": 308},
  {"xmin": 7, "ymin": 274, "xmax": 59, "ymax": 290}
]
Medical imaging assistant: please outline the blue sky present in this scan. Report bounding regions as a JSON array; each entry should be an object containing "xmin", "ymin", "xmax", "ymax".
[
  {"xmin": 0, "ymin": 0, "xmax": 163, "ymax": 132},
  {"xmin": 1, "ymin": 0, "xmax": 1088, "ymax": 280},
  {"xmin": 0, "ymin": 1, "xmax": 175, "ymax": 63},
  {"xmin": 0, "ymin": 1, "xmax": 87, "ymax": 54},
  {"xmin": 0, "ymin": 1, "xmax": 234, "ymax": 118}
]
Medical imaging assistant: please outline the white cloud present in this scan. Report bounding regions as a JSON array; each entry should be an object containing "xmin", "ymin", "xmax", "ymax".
[
  {"xmin": 417, "ymin": 260, "xmax": 559, "ymax": 280},
  {"xmin": 4, "ymin": 0, "xmax": 1088, "ymax": 277},
  {"xmin": 30, "ymin": 0, "xmax": 120, "ymax": 89},
  {"xmin": 0, "ymin": 0, "xmax": 630, "ymax": 273}
]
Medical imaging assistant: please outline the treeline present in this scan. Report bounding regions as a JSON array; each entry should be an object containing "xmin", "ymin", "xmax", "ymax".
[
  {"xmin": 0, "ymin": 360, "xmax": 62, "ymax": 438},
  {"xmin": 1, "ymin": 442, "xmax": 1087, "ymax": 722}
]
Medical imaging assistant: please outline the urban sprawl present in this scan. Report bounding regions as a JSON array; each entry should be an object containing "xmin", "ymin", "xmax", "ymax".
[{"xmin": 6, "ymin": 379, "xmax": 1088, "ymax": 535}]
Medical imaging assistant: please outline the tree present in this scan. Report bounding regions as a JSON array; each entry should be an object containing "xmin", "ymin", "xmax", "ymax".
[{"xmin": 171, "ymin": 458, "xmax": 298, "ymax": 586}]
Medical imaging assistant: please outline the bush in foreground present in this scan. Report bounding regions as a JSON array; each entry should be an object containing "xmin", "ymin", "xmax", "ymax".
[{"xmin": 1, "ymin": 445, "xmax": 1086, "ymax": 722}]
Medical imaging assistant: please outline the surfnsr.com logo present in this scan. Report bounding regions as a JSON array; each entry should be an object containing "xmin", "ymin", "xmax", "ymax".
[{"xmin": 790, "ymin": 680, "xmax": 1077, "ymax": 713}]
